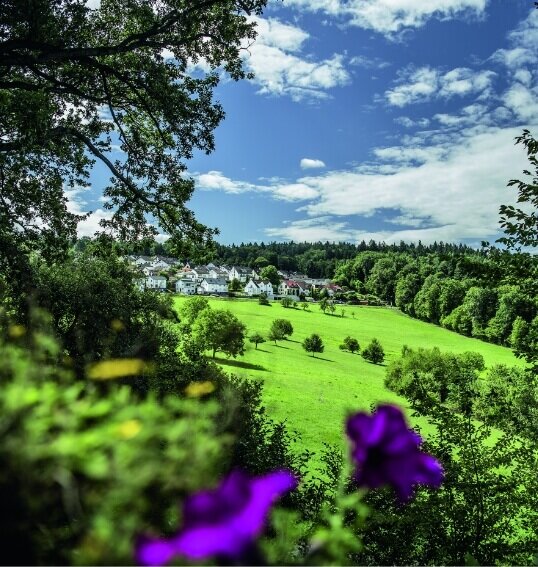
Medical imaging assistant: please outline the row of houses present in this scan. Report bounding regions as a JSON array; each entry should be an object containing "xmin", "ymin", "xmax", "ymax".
[{"xmin": 128, "ymin": 256, "xmax": 342, "ymax": 297}]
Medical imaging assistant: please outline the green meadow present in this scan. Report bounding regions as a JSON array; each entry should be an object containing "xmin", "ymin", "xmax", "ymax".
[{"xmin": 174, "ymin": 296, "xmax": 523, "ymax": 462}]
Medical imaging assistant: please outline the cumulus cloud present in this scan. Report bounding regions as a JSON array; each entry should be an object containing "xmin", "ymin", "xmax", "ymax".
[
  {"xmin": 385, "ymin": 66, "xmax": 495, "ymax": 107},
  {"xmin": 300, "ymin": 158, "xmax": 326, "ymax": 169},
  {"xmin": 281, "ymin": 0, "xmax": 487, "ymax": 36}
]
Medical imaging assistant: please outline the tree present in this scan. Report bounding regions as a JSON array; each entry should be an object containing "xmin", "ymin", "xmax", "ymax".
[
  {"xmin": 260, "ymin": 265, "xmax": 280, "ymax": 287},
  {"xmin": 228, "ymin": 278, "xmax": 242, "ymax": 292},
  {"xmin": 253, "ymin": 256, "xmax": 269, "ymax": 269},
  {"xmin": 339, "ymin": 336, "xmax": 360, "ymax": 354},
  {"xmin": 0, "ymin": 0, "xmax": 267, "ymax": 279},
  {"xmin": 179, "ymin": 296, "xmax": 210, "ymax": 329},
  {"xmin": 301, "ymin": 302, "xmax": 310, "ymax": 311},
  {"xmin": 258, "ymin": 292, "xmax": 270, "ymax": 306},
  {"xmin": 303, "ymin": 334, "xmax": 324, "ymax": 357},
  {"xmin": 281, "ymin": 296, "xmax": 294, "ymax": 308},
  {"xmin": 498, "ymin": 129, "xmax": 538, "ymax": 249},
  {"xmin": 361, "ymin": 338, "xmax": 385, "ymax": 364},
  {"xmin": 192, "ymin": 309, "xmax": 246, "ymax": 358},
  {"xmin": 249, "ymin": 332, "xmax": 266, "ymax": 350},
  {"xmin": 269, "ymin": 319, "xmax": 293, "ymax": 343},
  {"xmin": 319, "ymin": 297, "xmax": 329, "ymax": 313}
]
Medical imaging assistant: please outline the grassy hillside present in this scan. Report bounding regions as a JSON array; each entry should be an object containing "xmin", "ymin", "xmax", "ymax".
[{"xmin": 174, "ymin": 297, "xmax": 523, "ymax": 462}]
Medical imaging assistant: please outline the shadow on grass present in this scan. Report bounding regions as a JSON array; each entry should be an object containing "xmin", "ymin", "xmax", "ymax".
[
  {"xmin": 212, "ymin": 357, "xmax": 268, "ymax": 372},
  {"xmin": 286, "ymin": 339, "xmax": 300, "ymax": 343},
  {"xmin": 308, "ymin": 356, "xmax": 335, "ymax": 362},
  {"xmin": 274, "ymin": 344, "xmax": 289, "ymax": 349},
  {"xmin": 254, "ymin": 348, "xmax": 270, "ymax": 353}
]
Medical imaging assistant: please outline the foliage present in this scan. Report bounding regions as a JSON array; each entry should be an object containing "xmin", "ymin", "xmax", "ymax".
[
  {"xmin": 339, "ymin": 336, "xmax": 360, "ymax": 354},
  {"xmin": 498, "ymin": 129, "xmax": 538, "ymax": 249},
  {"xmin": 372, "ymin": 346, "xmax": 538, "ymax": 565},
  {"xmin": 269, "ymin": 319, "xmax": 294, "ymax": 343},
  {"xmin": 228, "ymin": 278, "xmax": 242, "ymax": 292},
  {"xmin": 249, "ymin": 332, "xmax": 266, "ymax": 349},
  {"xmin": 0, "ymin": 0, "xmax": 268, "ymax": 268},
  {"xmin": 178, "ymin": 295, "xmax": 210, "ymax": 330},
  {"xmin": 260, "ymin": 265, "xmax": 281, "ymax": 286},
  {"xmin": 302, "ymin": 333, "xmax": 324, "ymax": 357},
  {"xmin": 281, "ymin": 296, "xmax": 295, "ymax": 308},
  {"xmin": 192, "ymin": 308, "xmax": 246, "ymax": 358},
  {"xmin": 361, "ymin": 338, "xmax": 385, "ymax": 364},
  {"xmin": 0, "ymin": 324, "xmax": 228, "ymax": 565},
  {"xmin": 258, "ymin": 292, "xmax": 270, "ymax": 305}
]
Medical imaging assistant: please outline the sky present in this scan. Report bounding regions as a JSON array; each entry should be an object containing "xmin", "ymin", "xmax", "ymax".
[{"xmin": 77, "ymin": 0, "xmax": 538, "ymax": 246}]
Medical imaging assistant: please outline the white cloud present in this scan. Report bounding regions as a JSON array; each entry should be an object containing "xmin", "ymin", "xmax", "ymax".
[
  {"xmin": 300, "ymin": 158, "xmax": 326, "ymax": 169},
  {"xmin": 502, "ymin": 83, "xmax": 538, "ymax": 122},
  {"xmin": 281, "ymin": 0, "xmax": 487, "ymax": 36},
  {"xmin": 253, "ymin": 17, "xmax": 309, "ymax": 52},
  {"xmin": 385, "ymin": 66, "xmax": 495, "ymax": 107},
  {"xmin": 394, "ymin": 116, "xmax": 431, "ymax": 128},
  {"xmin": 349, "ymin": 55, "xmax": 390, "ymax": 69},
  {"xmin": 242, "ymin": 17, "xmax": 350, "ymax": 101},
  {"xmin": 195, "ymin": 171, "xmax": 318, "ymax": 202}
]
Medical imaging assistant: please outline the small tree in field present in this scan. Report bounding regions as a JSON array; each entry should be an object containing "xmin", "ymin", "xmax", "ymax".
[
  {"xmin": 303, "ymin": 334, "xmax": 324, "ymax": 357},
  {"xmin": 269, "ymin": 319, "xmax": 293, "ymax": 343},
  {"xmin": 258, "ymin": 292, "xmax": 270, "ymax": 306},
  {"xmin": 249, "ymin": 332, "xmax": 266, "ymax": 349},
  {"xmin": 302, "ymin": 302, "xmax": 310, "ymax": 311},
  {"xmin": 192, "ymin": 309, "xmax": 246, "ymax": 359},
  {"xmin": 361, "ymin": 338, "xmax": 385, "ymax": 364},
  {"xmin": 339, "ymin": 336, "xmax": 360, "ymax": 354},
  {"xmin": 281, "ymin": 296, "xmax": 294, "ymax": 308}
]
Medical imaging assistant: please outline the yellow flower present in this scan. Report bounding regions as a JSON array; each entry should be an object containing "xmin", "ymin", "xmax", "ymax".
[
  {"xmin": 117, "ymin": 419, "xmax": 142, "ymax": 439},
  {"xmin": 87, "ymin": 358, "xmax": 152, "ymax": 380},
  {"xmin": 184, "ymin": 381, "xmax": 215, "ymax": 397},
  {"xmin": 8, "ymin": 324, "xmax": 26, "ymax": 339}
]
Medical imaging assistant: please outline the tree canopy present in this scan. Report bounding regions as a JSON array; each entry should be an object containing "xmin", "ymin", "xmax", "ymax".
[{"xmin": 0, "ymin": 0, "xmax": 266, "ymax": 273}]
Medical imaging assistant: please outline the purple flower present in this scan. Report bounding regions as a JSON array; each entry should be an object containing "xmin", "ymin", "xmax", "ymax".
[
  {"xmin": 136, "ymin": 469, "xmax": 297, "ymax": 566},
  {"xmin": 346, "ymin": 404, "xmax": 443, "ymax": 501}
]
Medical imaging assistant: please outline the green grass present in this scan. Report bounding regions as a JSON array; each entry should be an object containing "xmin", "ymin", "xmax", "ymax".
[{"xmin": 174, "ymin": 297, "xmax": 523, "ymax": 464}]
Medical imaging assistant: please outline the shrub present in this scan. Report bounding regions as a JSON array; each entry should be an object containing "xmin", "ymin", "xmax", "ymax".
[
  {"xmin": 281, "ymin": 296, "xmax": 294, "ymax": 308},
  {"xmin": 269, "ymin": 319, "xmax": 293, "ymax": 343},
  {"xmin": 339, "ymin": 336, "xmax": 360, "ymax": 354},
  {"xmin": 249, "ymin": 332, "xmax": 266, "ymax": 349},
  {"xmin": 361, "ymin": 338, "xmax": 385, "ymax": 364}
]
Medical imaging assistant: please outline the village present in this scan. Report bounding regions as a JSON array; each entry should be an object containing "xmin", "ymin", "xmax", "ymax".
[{"xmin": 127, "ymin": 255, "xmax": 343, "ymax": 299}]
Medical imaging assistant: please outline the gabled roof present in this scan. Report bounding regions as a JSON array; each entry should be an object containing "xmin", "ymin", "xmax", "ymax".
[{"xmin": 232, "ymin": 265, "xmax": 251, "ymax": 274}]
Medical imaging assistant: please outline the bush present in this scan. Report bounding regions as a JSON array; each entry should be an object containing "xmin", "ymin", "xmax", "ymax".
[
  {"xmin": 361, "ymin": 338, "xmax": 385, "ymax": 364},
  {"xmin": 258, "ymin": 293, "xmax": 270, "ymax": 306},
  {"xmin": 339, "ymin": 336, "xmax": 360, "ymax": 354},
  {"xmin": 249, "ymin": 332, "xmax": 266, "ymax": 349},
  {"xmin": 281, "ymin": 296, "xmax": 295, "ymax": 308}
]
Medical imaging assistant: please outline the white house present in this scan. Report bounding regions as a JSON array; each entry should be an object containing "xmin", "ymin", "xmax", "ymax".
[
  {"xmin": 191, "ymin": 266, "xmax": 210, "ymax": 282},
  {"xmin": 258, "ymin": 279, "xmax": 274, "ymax": 297},
  {"xmin": 278, "ymin": 280, "xmax": 301, "ymax": 297},
  {"xmin": 208, "ymin": 267, "xmax": 229, "ymax": 280},
  {"xmin": 150, "ymin": 258, "xmax": 172, "ymax": 270},
  {"xmin": 139, "ymin": 274, "xmax": 167, "ymax": 290},
  {"xmin": 229, "ymin": 266, "xmax": 251, "ymax": 283},
  {"xmin": 176, "ymin": 279, "xmax": 197, "ymax": 295},
  {"xmin": 244, "ymin": 279, "xmax": 261, "ymax": 296},
  {"xmin": 200, "ymin": 278, "xmax": 228, "ymax": 294}
]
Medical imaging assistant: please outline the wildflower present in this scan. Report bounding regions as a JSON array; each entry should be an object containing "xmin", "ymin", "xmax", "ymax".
[
  {"xmin": 346, "ymin": 404, "xmax": 443, "ymax": 501},
  {"xmin": 136, "ymin": 469, "xmax": 297, "ymax": 566}
]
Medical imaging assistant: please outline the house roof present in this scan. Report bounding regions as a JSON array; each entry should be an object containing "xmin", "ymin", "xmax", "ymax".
[
  {"xmin": 233, "ymin": 266, "xmax": 251, "ymax": 274},
  {"xmin": 202, "ymin": 278, "xmax": 227, "ymax": 285},
  {"xmin": 149, "ymin": 275, "xmax": 167, "ymax": 281}
]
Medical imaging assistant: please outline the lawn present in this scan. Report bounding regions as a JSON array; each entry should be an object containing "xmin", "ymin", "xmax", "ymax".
[{"xmin": 174, "ymin": 296, "xmax": 523, "ymax": 465}]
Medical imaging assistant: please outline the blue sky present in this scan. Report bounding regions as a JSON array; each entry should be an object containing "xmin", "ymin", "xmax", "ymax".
[{"xmin": 76, "ymin": 0, "xmax": 538, "ymax": 245}]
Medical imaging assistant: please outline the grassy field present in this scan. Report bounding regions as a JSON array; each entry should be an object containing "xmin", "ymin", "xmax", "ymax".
[{"xmin": 174, "ymin": 296, "xmax": 523, "ymax": 463}]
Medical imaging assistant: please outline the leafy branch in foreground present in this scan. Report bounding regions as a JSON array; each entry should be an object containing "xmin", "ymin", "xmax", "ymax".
[{"xmin": 0, "ymin": 0, "xmax": 266, "ymax": 265}]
